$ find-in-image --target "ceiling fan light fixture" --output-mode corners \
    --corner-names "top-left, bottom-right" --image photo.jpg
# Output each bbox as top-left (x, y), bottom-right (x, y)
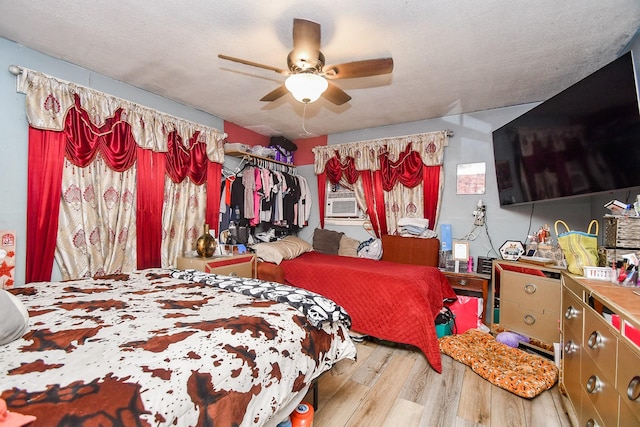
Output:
top-left (285, 73), bottom-right (328, 103)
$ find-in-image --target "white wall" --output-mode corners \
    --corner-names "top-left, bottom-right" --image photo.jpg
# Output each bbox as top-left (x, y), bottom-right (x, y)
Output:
top-left (2, 35), bottom-right (639, 283)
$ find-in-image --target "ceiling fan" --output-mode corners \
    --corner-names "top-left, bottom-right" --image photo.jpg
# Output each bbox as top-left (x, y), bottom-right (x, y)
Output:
top-left (218, 18), bottom-right (393, 105)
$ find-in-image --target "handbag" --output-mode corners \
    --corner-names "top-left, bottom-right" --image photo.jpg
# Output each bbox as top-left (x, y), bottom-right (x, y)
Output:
top-left (554, 219), bottom-right (599, 275)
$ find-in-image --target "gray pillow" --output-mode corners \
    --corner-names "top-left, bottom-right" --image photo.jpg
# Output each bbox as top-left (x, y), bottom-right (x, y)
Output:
top-left (0, 289), bottom-right (29, 345)
top-left (312, 228), bottom-right (344, 255)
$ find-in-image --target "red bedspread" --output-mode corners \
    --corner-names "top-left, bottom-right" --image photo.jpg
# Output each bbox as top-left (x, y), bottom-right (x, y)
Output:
top-left (279, 252), bottom-right (457, 372)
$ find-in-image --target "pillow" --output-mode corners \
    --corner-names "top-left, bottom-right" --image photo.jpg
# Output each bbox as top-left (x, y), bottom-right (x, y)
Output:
top-left (0, 289), bottom-right (29, 346)
top-left (312, 228), bottom-right (344, 255)
top-left (252, 242), bottom-right (284, 264)
top-left (358, 238), bottom-right (383, 260)
top-left (252, 236), bottom-right (312, 265)
top-left (338, 236), bottom-right (360, 257)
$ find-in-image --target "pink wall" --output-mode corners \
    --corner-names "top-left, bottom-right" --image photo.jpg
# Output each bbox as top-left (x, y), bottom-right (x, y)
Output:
top-left (293, 135), bottom-right (326, 166)
top-left (223, 121), bottom-right (270, 147)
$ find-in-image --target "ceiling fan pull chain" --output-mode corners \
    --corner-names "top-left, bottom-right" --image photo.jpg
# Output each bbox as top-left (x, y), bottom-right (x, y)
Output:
top-left (302, 103), bottom-right (313, 135)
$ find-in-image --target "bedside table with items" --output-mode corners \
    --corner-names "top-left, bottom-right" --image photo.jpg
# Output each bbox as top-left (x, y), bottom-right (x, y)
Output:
top-left (441, 270), bottom-right (490, 323)
top-left (176, 253), bottom-right (257, 279)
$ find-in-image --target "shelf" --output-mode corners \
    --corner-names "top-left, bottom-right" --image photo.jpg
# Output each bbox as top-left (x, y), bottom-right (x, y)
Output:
top-left (224, 149), bottom-right (295, 168)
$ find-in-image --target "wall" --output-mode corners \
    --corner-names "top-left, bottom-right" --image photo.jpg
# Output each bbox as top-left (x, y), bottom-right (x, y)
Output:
top-left (318, 108), bottom-right (638, 262)
top-left (2, 35), bottom-right (639, 284)
top-left (315, 35), bottom-right (640, 262)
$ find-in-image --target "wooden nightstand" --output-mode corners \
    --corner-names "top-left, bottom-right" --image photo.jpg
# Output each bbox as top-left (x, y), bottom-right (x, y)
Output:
top-left (176, 254), bottom-right (256, 279)
top-left (441, 270), bottom-right (490, 323)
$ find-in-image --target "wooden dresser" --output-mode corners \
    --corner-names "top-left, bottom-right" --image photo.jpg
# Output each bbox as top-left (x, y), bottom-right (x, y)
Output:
top-left (561, 274), bottom-right (640, 426)
top-left (492, 260), bottom-right (563, 352)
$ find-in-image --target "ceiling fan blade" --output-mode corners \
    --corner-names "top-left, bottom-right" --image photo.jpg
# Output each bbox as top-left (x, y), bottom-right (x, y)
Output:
top-left (218, 54), bottom-right (289, 75)
top-left (293, 18), bottom-right (321, 54)
top-left (322, 82), bottom-right (352, 105)
top-left (260, 85), bottom-right (289, 102)
top-left (323, 58), bottom-right (394, 79)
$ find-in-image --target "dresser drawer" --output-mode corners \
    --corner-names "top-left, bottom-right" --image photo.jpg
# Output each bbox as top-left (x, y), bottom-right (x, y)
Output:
top-left (562, 324), bottom-right (582, 403)
top-left (444, 273), bottom-right (484, 293)
top-left (620, 394), bottom-right (640, 427)
top-left (580, 350), bottom-right (619, 426)
top-left (583, 308), bottom-right (617, 382)
top-left (500, 270), bottom-right (560, 313)
top-left (617, 339), bottom-right (640, 421)
top-left (562, 286), bottom-right (584, 338)
top-left (579, 387), bottom-right (605, 427)
top-left (500, 299), bottom-right (560, 344)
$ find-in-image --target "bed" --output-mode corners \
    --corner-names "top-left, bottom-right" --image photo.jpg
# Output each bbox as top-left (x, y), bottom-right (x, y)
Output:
top-left (0, 268), bottom-right (356, 427)
top-left (252, 234), bottom-right (457, 373)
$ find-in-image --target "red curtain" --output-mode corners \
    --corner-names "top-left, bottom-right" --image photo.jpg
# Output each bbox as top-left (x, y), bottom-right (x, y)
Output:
top-left (26, 127), bottom-right (66, 283)
top-left (26, 98), bottom-right (223, 281)
top-left (317, 173), bottom-right (326, 229)
top-left (423, 165), bottom-right (441, 229)
top-left (206, 161), bottom-right (222, 235)
top-left (64, 97), bottom-right (137, 171)
top-left (165, 131), bottom-right (210, 185)
top-left (379, 144), bottom-right (423, 191)
top-left (325, 154), bottom-right (360, 185)
top-left (136, 148), bottom-right (166, 269)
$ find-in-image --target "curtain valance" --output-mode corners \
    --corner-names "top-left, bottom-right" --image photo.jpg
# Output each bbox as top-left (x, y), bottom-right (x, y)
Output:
top-left (312, 130), bottom-right (449, 174)
top-left (16, 68), bottom-right (226, 163)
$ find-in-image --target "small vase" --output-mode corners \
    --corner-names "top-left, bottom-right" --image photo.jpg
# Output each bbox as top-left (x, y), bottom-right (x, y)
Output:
top-left (196, 223), bottom-right (217, 258)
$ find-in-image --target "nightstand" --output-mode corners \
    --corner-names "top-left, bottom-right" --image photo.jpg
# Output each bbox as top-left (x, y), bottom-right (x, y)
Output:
top-left (441, 270), bottom-right (490, 323)
top-left (176, 254), bottom-right (256, 279)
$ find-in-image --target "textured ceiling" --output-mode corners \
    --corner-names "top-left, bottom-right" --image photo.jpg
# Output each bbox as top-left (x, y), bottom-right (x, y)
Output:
top-left (1, 1), bottom-right (639, 140)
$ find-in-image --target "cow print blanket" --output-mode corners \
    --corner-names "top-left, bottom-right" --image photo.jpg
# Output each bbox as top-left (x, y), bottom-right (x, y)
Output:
top-left (170, 269), bottom-right (352, 329)
top-left (0, 269), bottom-right (356, 427)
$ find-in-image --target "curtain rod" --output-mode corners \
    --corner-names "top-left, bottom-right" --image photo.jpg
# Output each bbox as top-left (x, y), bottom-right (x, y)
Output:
top-left (8, 64), bottom-right (455, 140)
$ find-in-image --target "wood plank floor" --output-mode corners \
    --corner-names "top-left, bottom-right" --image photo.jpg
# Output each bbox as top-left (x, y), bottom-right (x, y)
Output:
top-left (304, 339), bottom-right (572, 427)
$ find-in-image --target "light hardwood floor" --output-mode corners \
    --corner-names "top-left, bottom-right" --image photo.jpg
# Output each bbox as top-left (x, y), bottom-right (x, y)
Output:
top-left (305, 339), bottom-right (572, 427)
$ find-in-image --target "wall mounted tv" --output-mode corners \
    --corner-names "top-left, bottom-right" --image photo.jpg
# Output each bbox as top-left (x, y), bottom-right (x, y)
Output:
top-left (492, 51), bottom-right (640, 206)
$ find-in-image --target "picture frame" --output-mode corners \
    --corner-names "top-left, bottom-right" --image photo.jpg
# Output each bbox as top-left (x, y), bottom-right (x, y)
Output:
top-left (452, 241), bottom-right (470, 261)
top-left (456, 162), bottom-right (486, 195)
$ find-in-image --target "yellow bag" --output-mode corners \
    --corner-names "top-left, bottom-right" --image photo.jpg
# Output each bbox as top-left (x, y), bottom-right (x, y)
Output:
top-left (555, 220), bottom-right (599, 275)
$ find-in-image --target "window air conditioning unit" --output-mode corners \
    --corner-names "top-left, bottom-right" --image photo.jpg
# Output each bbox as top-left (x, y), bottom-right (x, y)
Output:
top-left (326, 191), bottom-right (359, 217)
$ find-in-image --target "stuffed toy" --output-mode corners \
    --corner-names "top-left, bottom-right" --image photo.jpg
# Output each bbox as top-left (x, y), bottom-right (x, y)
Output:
top-left (496, 331), bottom-right (529, 348)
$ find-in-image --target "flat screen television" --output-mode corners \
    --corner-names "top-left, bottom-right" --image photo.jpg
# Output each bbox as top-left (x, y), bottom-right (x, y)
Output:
top-left (492, 51), bottom-right (640, 206)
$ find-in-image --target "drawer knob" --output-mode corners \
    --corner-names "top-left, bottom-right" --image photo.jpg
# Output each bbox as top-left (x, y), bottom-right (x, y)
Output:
top-left (628, 376), bottom-right (640, 401)
top-left (459, 279), bottom-right (468, 286)
top-left (564, 306), bottom-right (578, 320)
top-left (586, 375), bottom-right (601, 394)
top-left (524, 283), bottom-right (537, 294)
top-left (585, 419), bottom-right (599, 427)
top-left (564, 340), bottom-right (577, 354)
top-left (523, 314), bottom-right (536, 325)
top-left (587, 331), bottom-right (602, 349)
